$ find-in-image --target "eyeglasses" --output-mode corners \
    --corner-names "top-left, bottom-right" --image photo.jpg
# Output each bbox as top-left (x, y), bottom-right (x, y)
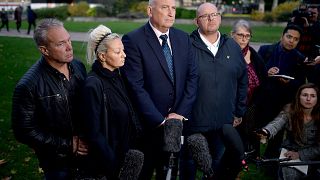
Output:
top-left (198, 12), bottom-right (221, 20)
top-left (235, 33), bottom-right (252, 40)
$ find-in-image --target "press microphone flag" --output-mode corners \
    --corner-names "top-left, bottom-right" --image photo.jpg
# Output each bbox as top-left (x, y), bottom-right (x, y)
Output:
top-left (163, 118), bottom-right (183, 153)
top-left (187, 133), bottom-right (214, 176)
top-left (118, 149), bottom-right (144, 180)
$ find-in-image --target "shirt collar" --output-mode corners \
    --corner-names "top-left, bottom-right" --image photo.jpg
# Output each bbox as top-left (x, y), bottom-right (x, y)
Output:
top-left (149, 21), bottom-right (170, 40)
top-left (198, 29), bottom-right (220, 48)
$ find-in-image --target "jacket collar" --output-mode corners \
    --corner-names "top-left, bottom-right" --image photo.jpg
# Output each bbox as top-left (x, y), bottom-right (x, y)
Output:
top-left (92, 60), bottom-right (120, 79)
top-left (39, 56), bottom-right (73, 79)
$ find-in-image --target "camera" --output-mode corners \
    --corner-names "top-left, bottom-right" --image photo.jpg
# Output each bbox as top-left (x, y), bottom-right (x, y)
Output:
top-left (292, 8), bottom-right (313, 19)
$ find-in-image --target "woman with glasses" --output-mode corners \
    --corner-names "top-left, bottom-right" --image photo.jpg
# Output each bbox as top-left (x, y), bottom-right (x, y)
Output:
top-left (231, 19), bottom-right (267, 158)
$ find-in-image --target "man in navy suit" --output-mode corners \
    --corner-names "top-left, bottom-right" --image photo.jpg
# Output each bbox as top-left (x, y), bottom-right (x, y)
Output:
top-left (121, 0), bottom-right (198, 179)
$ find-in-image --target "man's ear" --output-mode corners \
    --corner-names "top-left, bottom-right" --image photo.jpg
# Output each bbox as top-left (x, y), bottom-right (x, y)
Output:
top-left (147, 5), bottom-right (152, 17)
top-left (194, 18), bottom-right (199, 27)
top-left (39, 46), bottom-right (49, 56)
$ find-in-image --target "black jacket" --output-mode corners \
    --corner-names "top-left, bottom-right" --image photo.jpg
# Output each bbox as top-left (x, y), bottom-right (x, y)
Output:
top-left (11, 57), bottom-right (86, 170)
top-left (186, 30), bottom-right (248, 133)
top-left (80, 61), bottom-right (141, 178)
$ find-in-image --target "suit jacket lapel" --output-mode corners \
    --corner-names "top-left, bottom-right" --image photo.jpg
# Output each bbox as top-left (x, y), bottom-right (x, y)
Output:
top-left (144, 23), bottom-right (173, 82)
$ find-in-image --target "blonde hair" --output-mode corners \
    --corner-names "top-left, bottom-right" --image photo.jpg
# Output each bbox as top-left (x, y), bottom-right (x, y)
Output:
top-left (86, 24), bottom-right (120, 65)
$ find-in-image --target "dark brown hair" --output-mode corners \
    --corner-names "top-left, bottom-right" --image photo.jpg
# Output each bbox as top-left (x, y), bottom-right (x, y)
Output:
top-left (290, 83), bottom-right (320, 144)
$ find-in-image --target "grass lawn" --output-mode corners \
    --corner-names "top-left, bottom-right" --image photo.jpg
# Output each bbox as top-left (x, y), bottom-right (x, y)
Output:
top-left (0, 34), bottom-right (276, 179)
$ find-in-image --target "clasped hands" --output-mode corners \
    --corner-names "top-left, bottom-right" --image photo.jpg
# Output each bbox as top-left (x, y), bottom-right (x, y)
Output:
top-left (73, 136), bottom-right (88, 156)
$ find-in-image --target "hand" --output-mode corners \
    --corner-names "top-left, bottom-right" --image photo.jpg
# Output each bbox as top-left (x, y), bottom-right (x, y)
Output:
top-left (73, 136), bottom-right (88, 155)
top-left (166, 113), bottom-right (186, 121)
top-left (268, 67), bottom-right (279, 76)
top-left (278, 77), bottom-right (290, 84)
top-left (254, 129), bottom-right (269, 144)
top-left (73, 136), bottom-right (79, 153)
top-left (77, 138), bottom-right (88, 155)
top-left (284, 151), bottom-right (300, 160)
top-left (233, 117), bottom-right (242, 127)
top-left (306, 56), bottom-right (320, 66)
top-left (254, 128), bottom-right (269, 137)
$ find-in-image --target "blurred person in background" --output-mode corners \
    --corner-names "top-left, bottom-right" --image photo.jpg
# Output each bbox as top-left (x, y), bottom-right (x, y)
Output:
top-left (14, 5), bottom-right (22, 33)
top-left (27, 5), bottom-right (37, 35)
top-left (289, 5), bottom-right (320, 87)
top-left (0, 8), bottom-right (9, 32)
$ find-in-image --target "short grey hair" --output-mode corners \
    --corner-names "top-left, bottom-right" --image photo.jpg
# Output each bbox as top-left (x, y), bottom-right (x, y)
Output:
top-left (149, 0), bottom-right (155, 6)
top-left (232, 19), bottom-right (252, 35)
top-left (86, 24), bottom-right (120, 65)
top-left (33, 18), bottom-right (64, 47)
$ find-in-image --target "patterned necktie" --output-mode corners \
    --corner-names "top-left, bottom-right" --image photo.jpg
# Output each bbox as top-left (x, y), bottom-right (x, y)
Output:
top-left (160, 34), bottom-right (174, 82)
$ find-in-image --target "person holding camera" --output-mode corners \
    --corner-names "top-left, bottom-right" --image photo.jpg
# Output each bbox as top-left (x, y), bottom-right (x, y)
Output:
top-left (290, 5), bottom-right (320, 86)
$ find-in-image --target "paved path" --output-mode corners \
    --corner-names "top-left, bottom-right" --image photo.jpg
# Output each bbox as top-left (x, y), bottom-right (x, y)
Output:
top-left (0, 29), bottom-right (266, 51)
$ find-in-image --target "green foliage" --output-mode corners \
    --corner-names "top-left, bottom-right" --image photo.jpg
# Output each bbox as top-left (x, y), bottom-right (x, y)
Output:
top-left (263, 12), bottom-right (274, 23)
top-left (271, 1), bottom-right (299, 22)
top-left (176, 7), bottom-right (196, 19)
top-left (68, 1), bottom-right (90, 17)
top-left (86, 8), bottom-right (96, 17)
top-left (130, 1), bottom-right (148, 15)
top-left (34, 6), bottom-right (69, 20)
top-left (250, 10), bottom-right (265, 21)
top-left (113, 0), bottom-right (131, 14)
top-left (94, 6), bottom-right (111, 17)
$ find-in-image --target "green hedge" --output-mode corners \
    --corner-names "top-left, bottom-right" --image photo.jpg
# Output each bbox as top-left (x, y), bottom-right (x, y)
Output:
top-left (34, 6), bottom-right (69, 20)
top-left (176, 8), bottom-right (196, 19)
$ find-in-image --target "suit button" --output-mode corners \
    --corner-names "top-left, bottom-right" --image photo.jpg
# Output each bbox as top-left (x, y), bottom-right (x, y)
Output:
top-left (169, 92), bottom-right (173, 96)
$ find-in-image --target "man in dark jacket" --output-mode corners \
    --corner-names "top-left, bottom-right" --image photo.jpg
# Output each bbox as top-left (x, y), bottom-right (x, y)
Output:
top-left (180, 2), bottom-right (248, 180)
top-left (27, 5), bottom-right (37, 35)
top-left (0, 8), bottom-right (9, 32)
top-left (11, 18), bottom-right (87, 180)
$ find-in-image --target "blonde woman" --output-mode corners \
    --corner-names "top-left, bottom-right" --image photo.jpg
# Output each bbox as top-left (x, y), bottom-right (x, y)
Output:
top-left (79, 25), bottom-right (141, 179)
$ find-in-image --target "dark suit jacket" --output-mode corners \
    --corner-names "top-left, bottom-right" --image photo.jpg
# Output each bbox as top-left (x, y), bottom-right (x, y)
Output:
top-left (121, 22), bottom-right (198, 129)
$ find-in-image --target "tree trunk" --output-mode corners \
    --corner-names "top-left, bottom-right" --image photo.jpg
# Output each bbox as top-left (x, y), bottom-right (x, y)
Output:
top-left (272, 0), bottom-right (278, 10)
top-left (258, 0), bottom-right (265, 13)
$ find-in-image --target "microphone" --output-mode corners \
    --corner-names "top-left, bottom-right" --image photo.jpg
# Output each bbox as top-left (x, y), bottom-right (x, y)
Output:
top-left (187, 133), bottom-right (214, 179)
top-left (163, 118), bottom-right (183, 153)
top-left (118, 149), bottom-right (144, 180)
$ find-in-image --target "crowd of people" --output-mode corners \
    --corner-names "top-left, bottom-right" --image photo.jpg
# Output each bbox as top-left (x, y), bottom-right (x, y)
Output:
top-left (10, 0), bottom-right (320, 180)
top-left (0, 5), bottom-right (36, 34)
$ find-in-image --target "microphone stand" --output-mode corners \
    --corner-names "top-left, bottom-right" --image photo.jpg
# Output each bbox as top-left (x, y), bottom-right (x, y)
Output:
top-left (166, 153), bottom-right (175, 180)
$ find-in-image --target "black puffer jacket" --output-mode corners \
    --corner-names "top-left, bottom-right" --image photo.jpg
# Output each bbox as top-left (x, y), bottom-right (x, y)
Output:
top-left (11, 57), bottom-right (86, 170)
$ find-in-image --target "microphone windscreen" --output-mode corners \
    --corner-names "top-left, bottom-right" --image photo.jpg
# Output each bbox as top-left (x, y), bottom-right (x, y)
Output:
top-left (163, 119), bottom-right (183, 152)
top-left (187, 133), bottom-right (212, 174)
top-left (119, 149), bottom-right (144, 180)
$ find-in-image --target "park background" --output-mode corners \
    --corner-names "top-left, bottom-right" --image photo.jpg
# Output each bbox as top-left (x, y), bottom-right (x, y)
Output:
top-left (0, 0), bottom-right (317, 179)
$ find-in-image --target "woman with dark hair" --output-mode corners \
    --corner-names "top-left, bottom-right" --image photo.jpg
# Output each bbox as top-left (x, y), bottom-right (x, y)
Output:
top-left (258, 83), bottom-right (320, 180)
